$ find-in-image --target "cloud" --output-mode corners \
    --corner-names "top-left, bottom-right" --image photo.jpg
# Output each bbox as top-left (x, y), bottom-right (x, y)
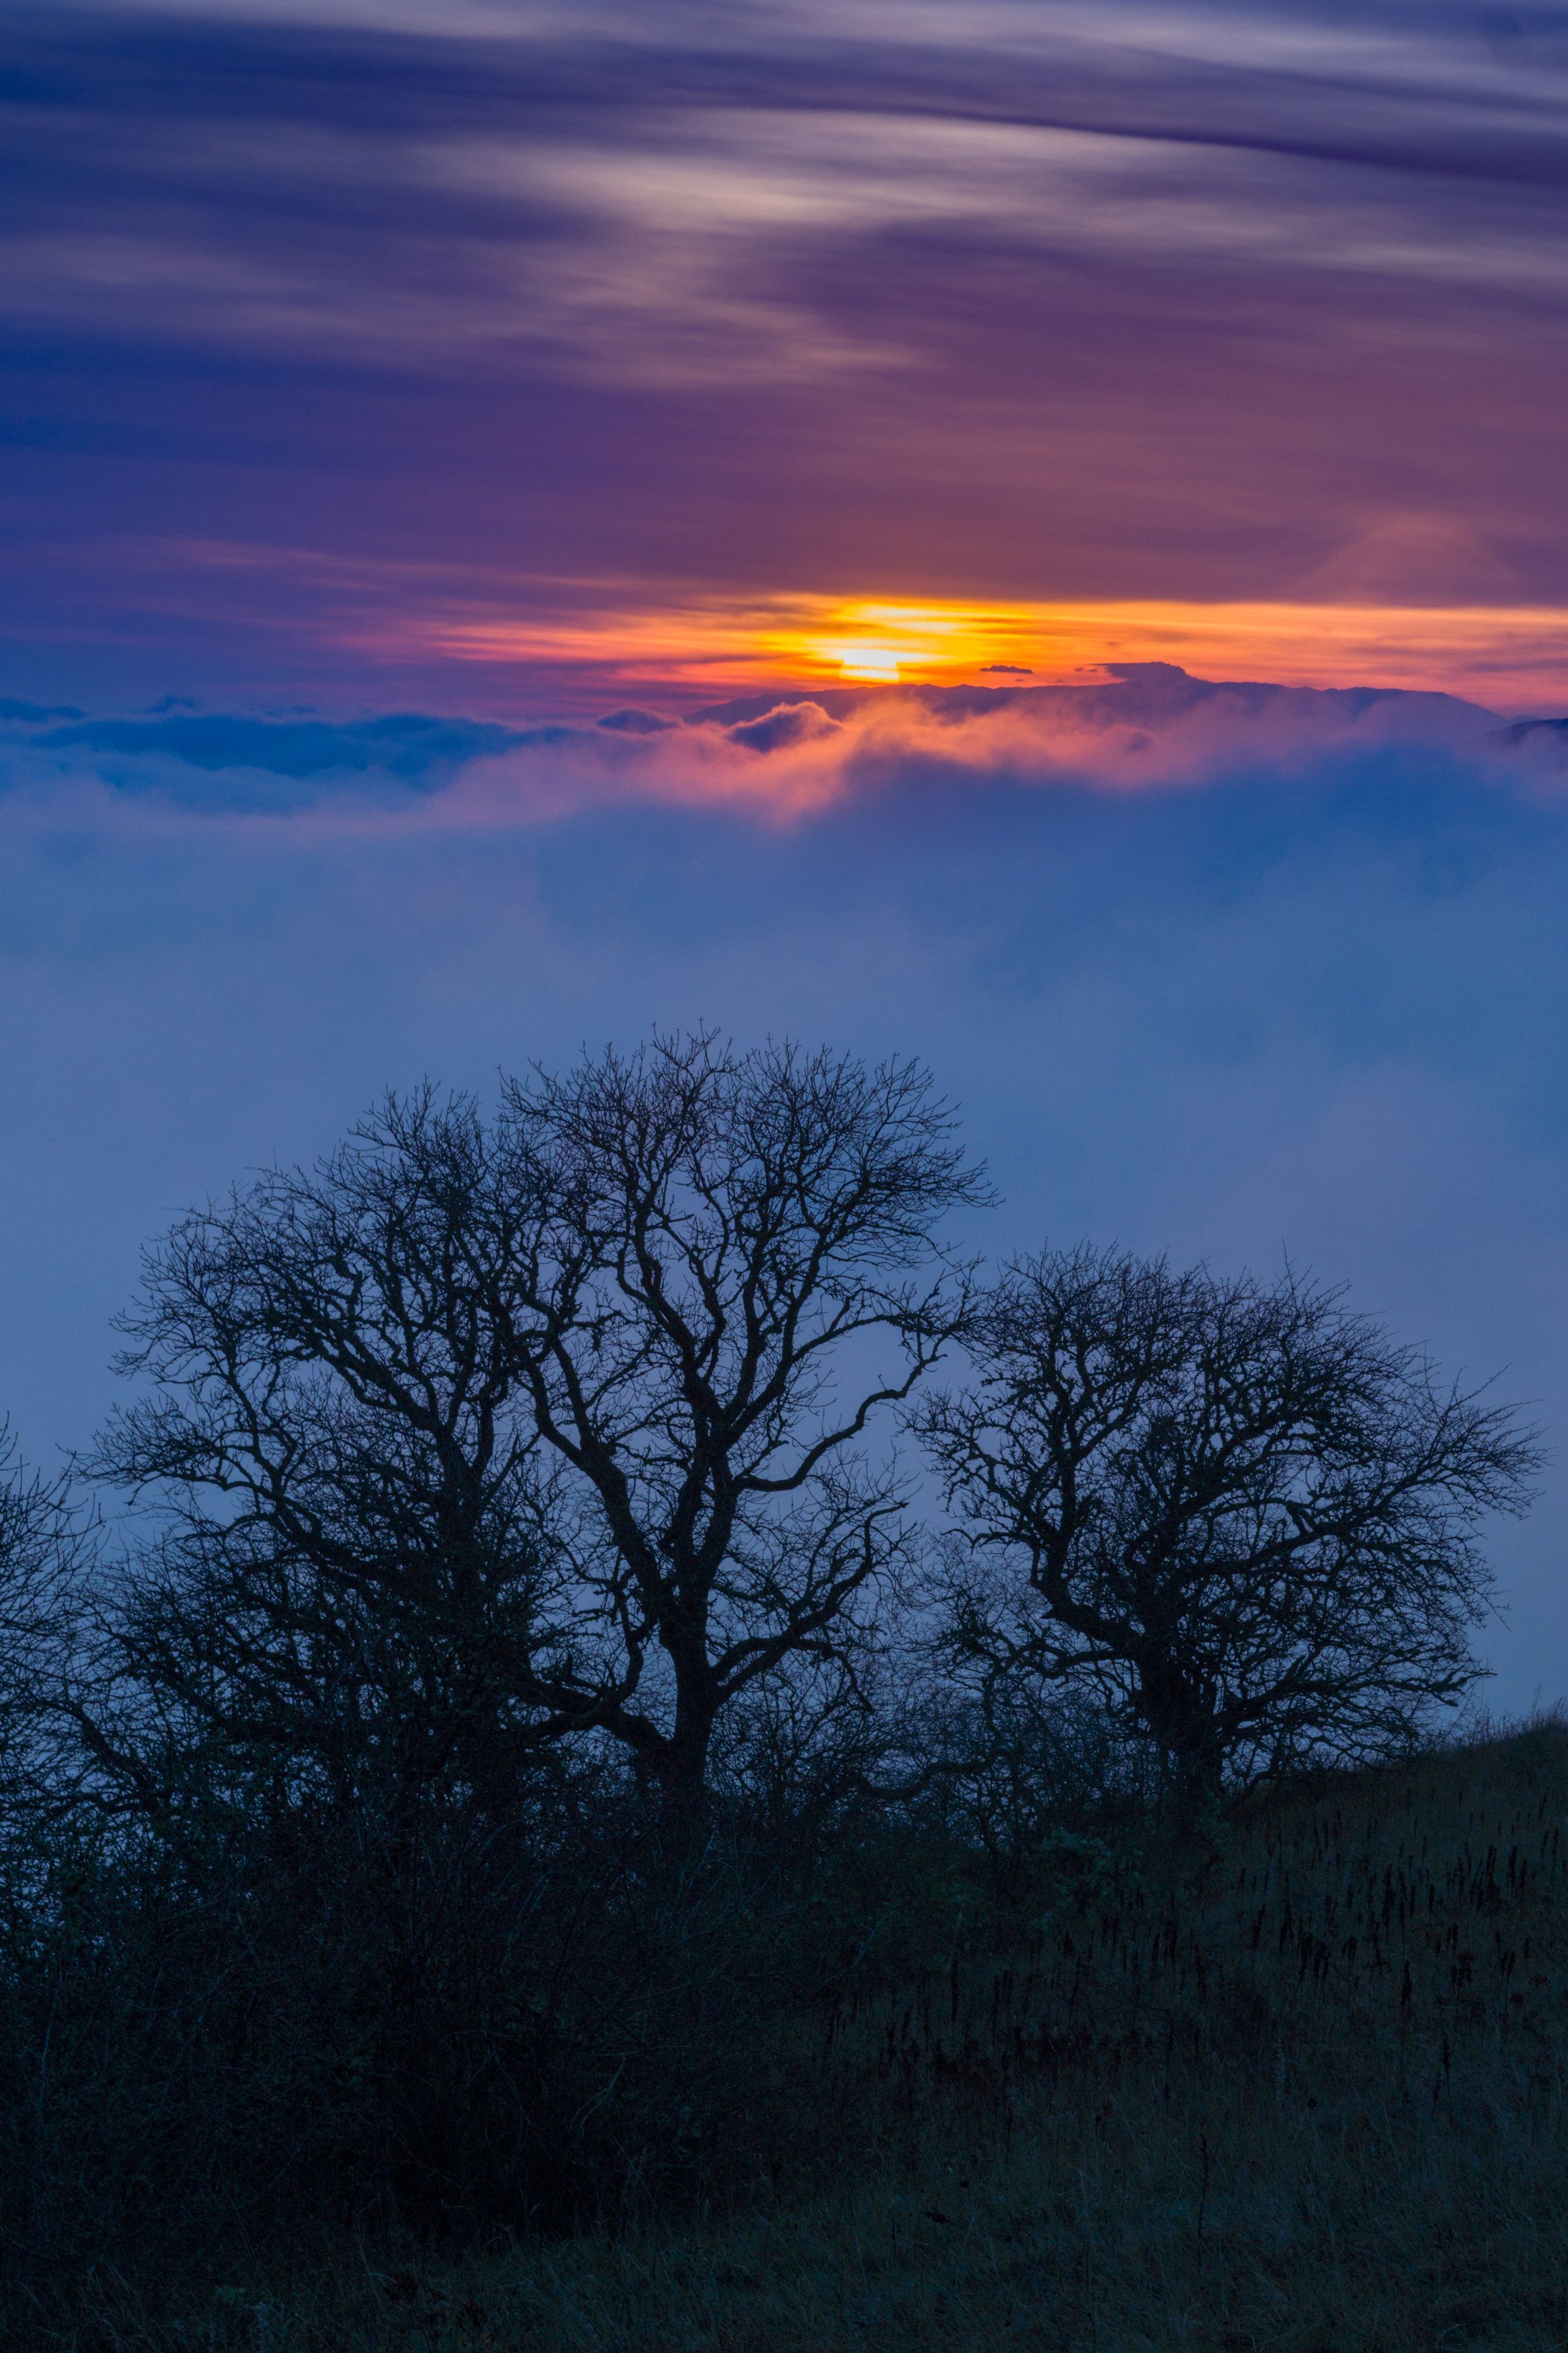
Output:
top-left (0, 697), bottom-right (84, 723)
top-left (447, 666), bottom-right (1560, 824)
top-left (724, 701), bottom-right (842, 754)
top-left (2, 705), bottom-right (574, 806)
top-left (7, 668), bottom-right (1560, 834)
top-left (6, 0), bottom-right (1568, 715)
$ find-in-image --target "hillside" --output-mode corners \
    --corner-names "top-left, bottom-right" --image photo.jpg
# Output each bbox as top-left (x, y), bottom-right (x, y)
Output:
top-left (180, 1722), bottom-right (1568, 2353)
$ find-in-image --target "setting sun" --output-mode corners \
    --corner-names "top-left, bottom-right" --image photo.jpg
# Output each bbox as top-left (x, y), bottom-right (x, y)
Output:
top-left (831, 645), bottom-right (905, 682)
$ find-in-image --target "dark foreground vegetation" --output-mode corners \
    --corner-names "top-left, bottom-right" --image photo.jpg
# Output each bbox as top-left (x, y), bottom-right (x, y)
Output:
top-left (14, 1722), bottom-right (1568, 2350)
top-left (0, 1035), bottom-right (1551, 2347)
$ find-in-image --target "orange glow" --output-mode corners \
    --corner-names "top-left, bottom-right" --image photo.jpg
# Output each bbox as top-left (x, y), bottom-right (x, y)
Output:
top-left (365, 591), bottom-right (1568, 709)
top-left (835, 647), bottom-right (905, 682)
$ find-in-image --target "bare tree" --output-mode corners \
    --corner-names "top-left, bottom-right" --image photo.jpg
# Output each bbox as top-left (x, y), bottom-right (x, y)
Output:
top-left (92, 1037), bottom-right (987, 1841)
top-left (494, 1031), bottom-right (990, 1833)
top-left (916, 1246), bottom-right (1540, 1812)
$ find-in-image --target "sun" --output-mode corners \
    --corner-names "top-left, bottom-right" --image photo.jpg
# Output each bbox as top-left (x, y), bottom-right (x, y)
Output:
top-left (806, 602), bottom-right (1042, 686)
top-left (834, 645), bottom-right (906, 682)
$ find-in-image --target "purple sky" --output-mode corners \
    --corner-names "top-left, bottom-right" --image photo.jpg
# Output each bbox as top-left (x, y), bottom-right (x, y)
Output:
top-left (5, 1), bottom-right (1568, 707)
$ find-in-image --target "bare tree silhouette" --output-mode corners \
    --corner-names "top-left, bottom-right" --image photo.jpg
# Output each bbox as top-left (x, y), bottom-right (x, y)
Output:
top-left (917, 1246), bottom-right (1540, 1812)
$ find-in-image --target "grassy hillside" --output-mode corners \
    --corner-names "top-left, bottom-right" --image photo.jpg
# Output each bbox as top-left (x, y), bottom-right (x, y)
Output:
top-left (87, 1722), bottom-right (1568, 2352)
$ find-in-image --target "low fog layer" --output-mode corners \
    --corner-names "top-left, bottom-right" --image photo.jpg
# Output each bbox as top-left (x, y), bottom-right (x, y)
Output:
top-left (3, 664), bottom-right (1567, 1708)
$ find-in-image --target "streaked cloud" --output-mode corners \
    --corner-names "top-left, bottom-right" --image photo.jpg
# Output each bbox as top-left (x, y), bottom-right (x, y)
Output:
top-left (4, 0), bottom-right (1568, 712)
top-left (380, 589), bottom-right (1568, 709)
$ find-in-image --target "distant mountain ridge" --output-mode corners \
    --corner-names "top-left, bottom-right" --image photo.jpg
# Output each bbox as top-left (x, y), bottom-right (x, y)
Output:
top-left (1500, 715), bottom-right (1568, 757)
top-left (688, 661), bottom-right (1513, 736)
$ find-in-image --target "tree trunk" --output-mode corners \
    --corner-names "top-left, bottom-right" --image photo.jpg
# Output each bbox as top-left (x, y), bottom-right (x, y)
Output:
top-left (1137, 1660), bottom-right (1226, 1827)
top-left (649, 1681), bottom-right (718, 1872)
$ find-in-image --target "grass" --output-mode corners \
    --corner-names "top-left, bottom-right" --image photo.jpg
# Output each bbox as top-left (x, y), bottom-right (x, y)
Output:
top-left (73, 1720), bottom-right (1568, 2351)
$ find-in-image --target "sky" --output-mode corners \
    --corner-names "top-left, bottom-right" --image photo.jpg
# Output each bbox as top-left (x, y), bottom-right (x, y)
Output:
top-left (4, 0), bottom-right (1568, 1708)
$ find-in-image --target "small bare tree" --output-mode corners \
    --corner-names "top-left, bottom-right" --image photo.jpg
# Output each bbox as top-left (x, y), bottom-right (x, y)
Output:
top-left (0, 1426), bottom-right (82, 1831)
top-left (917, 1247), bottom-right (1540, 1812)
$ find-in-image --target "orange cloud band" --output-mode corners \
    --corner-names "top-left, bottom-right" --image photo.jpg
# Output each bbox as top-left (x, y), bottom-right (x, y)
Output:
top-left (366, 593), bottom-right (1568, 712)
